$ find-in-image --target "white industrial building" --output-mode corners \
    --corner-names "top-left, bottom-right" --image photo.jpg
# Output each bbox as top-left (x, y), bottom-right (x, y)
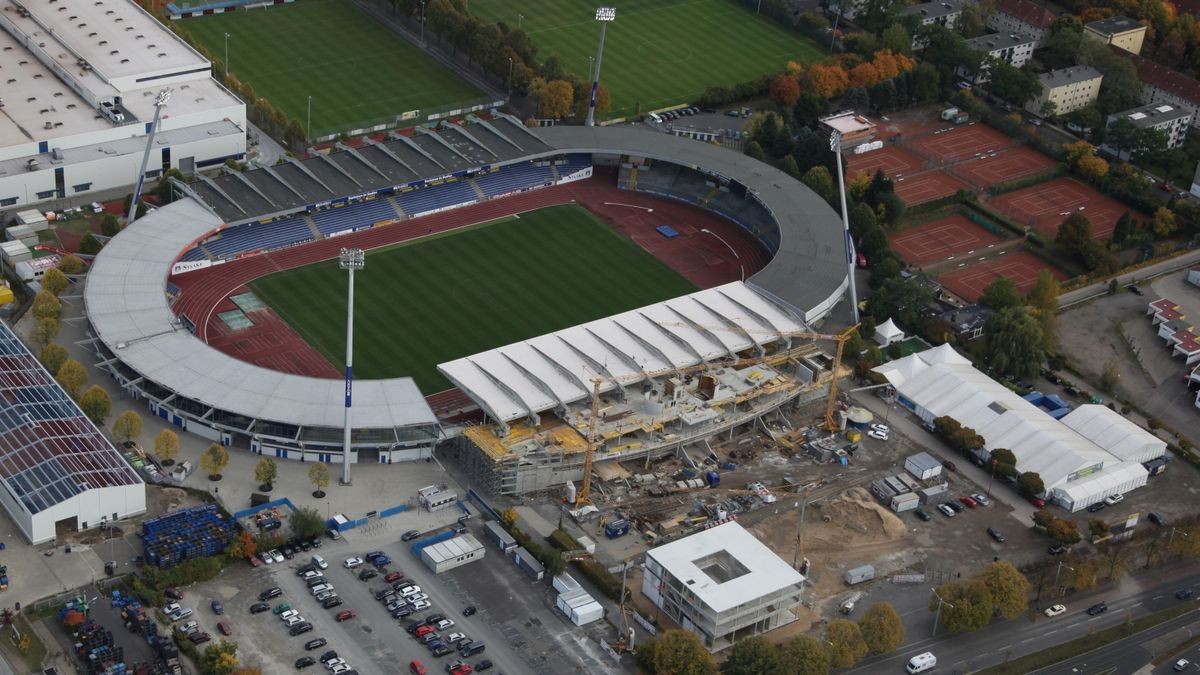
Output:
top-left (0, 320), bottom-right (145, 544)
top-left (641, 521), bottom-right (805, 652)
top-left (874, 345), bottom-right (1165, 511)
top-left (420, 534), bottom-right (485, 574)
top-left (0, 0), bottom-right (246, 213)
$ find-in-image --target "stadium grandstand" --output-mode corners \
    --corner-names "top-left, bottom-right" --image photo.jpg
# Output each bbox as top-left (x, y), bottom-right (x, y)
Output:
top-left (83, 114), bottom-right (849, 470)
top-left (0, 321), bottom-right (144, 544)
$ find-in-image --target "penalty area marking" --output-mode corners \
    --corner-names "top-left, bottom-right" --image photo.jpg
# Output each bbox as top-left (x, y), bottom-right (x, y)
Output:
top-left (604, 202), bottom-right (654, 212)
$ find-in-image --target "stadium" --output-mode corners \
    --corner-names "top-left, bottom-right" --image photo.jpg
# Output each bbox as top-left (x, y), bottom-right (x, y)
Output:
top-left (82, 114), bottom-right (850, 490)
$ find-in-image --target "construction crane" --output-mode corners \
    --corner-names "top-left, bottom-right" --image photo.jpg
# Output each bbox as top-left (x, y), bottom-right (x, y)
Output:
top-left (127, 88), bottom-right (172, 227)
top-left (575, 378), bottom-right (603, 508)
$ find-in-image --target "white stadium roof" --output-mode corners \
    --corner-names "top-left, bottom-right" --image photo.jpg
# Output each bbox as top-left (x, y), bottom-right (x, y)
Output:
top-left (875, 345), bottom-right (1155, 505)
top-left (437, 282), bottom-right (805, 423)
top-left (84, 198), bottom-right (435, 430)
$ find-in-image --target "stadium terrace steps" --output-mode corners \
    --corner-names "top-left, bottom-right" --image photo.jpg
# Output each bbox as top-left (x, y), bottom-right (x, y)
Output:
top-left (304, 216), bottom-right (322, 240)
top-left (469, 180), bottom-right (487, 200)
top-left (388, 196), bottom-right (406, 218)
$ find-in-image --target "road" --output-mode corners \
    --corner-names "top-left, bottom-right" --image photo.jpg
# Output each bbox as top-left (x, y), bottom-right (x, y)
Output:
top-left (1034, 610), bottom-right (1200, 675)
top-left (1058, 247), bottom-right (1200, 309)
top-left (843, 565), bottom-right (1200, 674)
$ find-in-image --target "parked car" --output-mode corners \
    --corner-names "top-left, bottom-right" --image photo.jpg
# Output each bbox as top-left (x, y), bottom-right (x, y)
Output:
top-left (258, 587), bottom-right (282, 602)
top-left (1029, 497), bottom-right (1047, 508)
top-left (1148, 512), bottom-right (1166, 526)
top-left (960, 495), bottom-right (978, 509)
top-left (945, 501), bottom-right (964, 513)
top-left (1048, 544), bottom-right (1068, 556)
top-left (217, 620), bottom-right (233, 636)
top-left (304, 638), bottom-right (327, 651)
top-left (210, 599), bottom-right (224, 615)
top-left (415, 624), bottom-right (436, 637)
top-left (306, 577), bottom-right (328, 589)
top-left (322, 597), bottom-right (344, 610)
top-left (303, 570), bottom-right (324, 580)
top-left (986, 527), bottom-right (1005, 543)
top-left (289, 622), bottom-right (314, 636)
top-left (296, 656), bottom-right (316, 669)
top-left (474, 660), bottom-right (492, 672)
top-left (970, 494), bottom-right (991, 507)
top-left (462, 606), bottom-right (477, 617)
top-left (319, 650), bottom-right (339, 664)
top-left (316, 591), bottom-right (337, 602)
top-left (867, 429), bottom-right (889, 441)
top-left (336, 609), bottom-right (357, 622)
top-left (270, 550), bottom-right (284, 563)
top-left (436, 619), bottom-right (456, 631)
top-left (1087, 502), bottom-right (1106, 513)
top-left (385, 571), bottom-right (405, 583)
top-left (1044, 604), bottom-right (1066, 617)
top-left (1104, 493), bottom-right (1124, 506)
top-left (313, 555), bottom-right (327, 569)
top-left (358, 569), bottom-right (378, 581)
top-left (411, 600), bottom-right (432, 611)
top-left (297, 564), bottom-right (317, 577)
top-left (1128, 284), bottom-right (1144, 296)
top-left (372, 555), bottom-right (392, 568)
top-left (1176, 589), bottom-right (1194, 600)
top-left (869, 423), bottom-right (889, 434)
top-left (1175, 659), bottom-right (1190, 672)
top-left (280, 609), bottom-right (299, 621)
top-left (285, 614), bottom-right (306, 627)
top-left (913, 508), bottom-right (931, 522)
top-left (274, 603), bottom-right (292, 615)
top-left (1086, 602), bottom-right (1108, 616)
top-left (431, 645), bottom-right (453, 657)
top-left (402, 530), bottom-right (422, 542)
top-left (343, 557), bottom-right (364, 569)
top-left (188, 631), bottom-right (211, 644)
top-left (393, 606), bottom-right (415, 619)
top-left (375, 589), bottom-right (397, 601)
top-left (249, 603), bottom-right (270, 614)
top-left (937, 504), bottom-right (956, 518)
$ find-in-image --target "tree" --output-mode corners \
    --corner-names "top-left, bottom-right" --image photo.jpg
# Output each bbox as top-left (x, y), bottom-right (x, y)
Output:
top-left (779, 634), bottom-right (830, 674)
top-left (982, 277), bottom-right (1022, 310)
top-left (869, 258), bottom-right (903, 289)
top-left (981, 560), bottom-right (1030, 619)
top-left (779, 155), bottom-right (801, 179)
top-left (989, 448), bottom-right (1017, 469)
top-left (79, 232), bottom-right (103, 256)
top-left (201, 443), bottom-right (230, 479)
top-left (58, 255), bottom-right (85, 275)
top-left (79, 385), bottom-right (112, 425)
top-left (744, 140), bottom-right (766, 161)
top-left (111, 411), bottom-right (143, 443)
top-left (1088, 518), bottom-right (1111, 539)
top-left (1076, 154), bottom-right (1109, 180)
top-left (722, 635), bottom-right (783, 675)
top-left (56, 359), bottom-right (88, 399)
top-left (155, 429), bottom-right (180, 466)
top-left (650, 629), bottom-right (716, 675)
top-left (254, 458), bottom-right (277, 488)
top-left (1152, 207), bottom-right (1178, 238)
top-left (1111, 210), bottom-right (1135, 246)
top-left (987, 59), bottom-right (1041, 105)
top-left (984, 308), bottom-right (1044, 379)
top-left (802, 166), bottom-right (835, 204)
top-left (880, 24), bottom-right (912, 56)
top-left (227, 530), bottom-right (257, 561)
top-left (769, 74), bottom-right (801, 108)
top-left (30, 317), bottom-right (60, 347)
top-left (41, 268), bottom-right (69, 296)
top-left (1032, 509), bottom-right (1055, 530)
top-left (308, 462), bottom-right (330, 497)
top-left (31, 290), bottom-right (61, 321)
top-left (1099, 358), bottom-right (1121, 394)
top-left (858, 602), bottom-right (904, 654)
top-left (849, 202), bottom-right (878, 239)
top-left (290, 506), bottom-right (325, 540)
top-left (1056, 213), bottom-right (1094, 256)
top-left (807, 63), bottom-right (850, 99)
top-left (825, 618), bottom-right (867, 668)
top-left (39, 343), bottom-right (68, 374)
top-left (931, 579), bottom-right (993, 634)
top-left (1027, 270), bottom-right (1060, 352)
top-left (1046, 518), bottom-right (1082, 546)
top-left (200, 639), bottom-right (239, 675)
top-left (1100, 544), bottom-right (1132, 581)
top-left (534, 79), bottom-right (573, 119)
top-left (100, 213), bottom-right (121, 237)
top-left (1017, 471), bottom-right (1045, 498)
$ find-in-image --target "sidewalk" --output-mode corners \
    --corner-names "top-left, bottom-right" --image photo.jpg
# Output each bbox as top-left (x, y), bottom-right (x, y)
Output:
top-left (1059, 247), bottom-right (1200, 308)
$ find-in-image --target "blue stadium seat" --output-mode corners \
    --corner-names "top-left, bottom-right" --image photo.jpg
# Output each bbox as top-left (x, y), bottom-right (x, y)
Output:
top-left (178, 247), bottom-right (209, 262)
top-left (202, 217), bottom-right (314, 259)
top-left (396, 180), bottom-right (479, 217)
top-left (473, 163), bottom-right (556, 198)
top-left (312, 199), bottom-right (397, 236)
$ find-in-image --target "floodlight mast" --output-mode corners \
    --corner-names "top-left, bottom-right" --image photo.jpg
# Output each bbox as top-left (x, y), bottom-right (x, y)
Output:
top-left (126, 89), bottom-right (172, 227)
top-left (830, 131), bottom-right (860, 323)
top-left (585, 7), bottom-right (616, 127)
top-left (339, 248), bottom-right (365, 486)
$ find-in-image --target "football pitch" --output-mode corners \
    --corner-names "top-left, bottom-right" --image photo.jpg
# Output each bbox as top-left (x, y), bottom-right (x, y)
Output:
top-left (182, 0), bottom-right (485, 136)
top-left (248, 205), bottom-right (698, 392)
top-left (469, 0), bottom-right (825, 117)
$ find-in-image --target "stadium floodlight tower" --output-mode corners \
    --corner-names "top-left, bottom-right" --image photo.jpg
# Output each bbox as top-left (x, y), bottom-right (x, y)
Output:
top-left (585, 7), bottom-right (616, 127)
top-left (126, 89), bottom-right (171, 228)
top-left (830, 131), bottom-right (860, 323)
top-left (339, 247), bottom-right (365, 486)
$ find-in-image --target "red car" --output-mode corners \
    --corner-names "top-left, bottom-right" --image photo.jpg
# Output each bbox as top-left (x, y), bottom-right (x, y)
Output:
top-left (385, 571), bottom-right (404, 583)
top-left (1030, 497), bottom-right (1047, 508)
top-left (335, 609), bottom-right (357, 623)
top-left (409, 660), bottom-right (426, 675)
top-left (217, 620), bottom-right (233, 636)
top-left (414, 624), bottom-right (435, 637)
top-left (959, 495), bottom-right (977, 509)
top-left (450, 666), bottom-right (473, 675)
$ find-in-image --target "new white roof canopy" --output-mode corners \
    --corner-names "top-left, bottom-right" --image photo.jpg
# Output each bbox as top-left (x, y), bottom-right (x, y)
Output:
top-left (437, 282), bottom-right (805, 424)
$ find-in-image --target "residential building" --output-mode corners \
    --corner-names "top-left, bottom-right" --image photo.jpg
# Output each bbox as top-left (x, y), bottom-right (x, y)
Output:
top-left (1083, 16), bottom-right (1147, 55)
top-left (1025, 66), bottom-right (1104, 116)
top-left (934, 304), bottom-right (988, 341)
top-left (958, 33), bottom-right (1037, 84)
top-left (897, 0), bottom-right (965, 46)
top-left (0, 0), bottom-right (246, 213)
top-left (987, 0), bottom-right (1057, 46)
top-left (1101, 103), bottom-right (1192, 160)
top-left (1110, 47), bottom-right (1200, 129)
top-left (641, 521), bottom-right (805, 651)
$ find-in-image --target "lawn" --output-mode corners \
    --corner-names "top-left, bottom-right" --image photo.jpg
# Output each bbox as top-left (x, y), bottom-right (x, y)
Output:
top-left (468, 0), bottom-right (825, 117)
top-left (248, 205), bottom-right (697, 391)
top-left (181, 0), bottom-right (485, 136)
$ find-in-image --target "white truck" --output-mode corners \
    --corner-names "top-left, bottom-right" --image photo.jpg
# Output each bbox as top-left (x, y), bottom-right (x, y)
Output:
top-left (906, 652), bottom-right (936, 673)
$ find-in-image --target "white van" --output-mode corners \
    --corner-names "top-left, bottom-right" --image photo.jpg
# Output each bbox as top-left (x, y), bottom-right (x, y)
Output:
top-left (646, 113), bottom-right (662, 124)
top-left (906, 652), bottom-right (936, 673)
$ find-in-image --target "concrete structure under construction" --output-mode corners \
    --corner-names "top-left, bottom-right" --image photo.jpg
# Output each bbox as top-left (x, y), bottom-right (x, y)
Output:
top-left (439, 282), bottom-right (839, 496)
top-left (641, 521), bottom-right (805, 652)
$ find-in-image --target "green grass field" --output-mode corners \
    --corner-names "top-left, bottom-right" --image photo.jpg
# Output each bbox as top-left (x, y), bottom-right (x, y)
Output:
top-left (469, 0), bottom-right (825, 117)
top-left (182, 0), bottom-right (484, 136)
top-left (249, 205), bottom-right (697, 391)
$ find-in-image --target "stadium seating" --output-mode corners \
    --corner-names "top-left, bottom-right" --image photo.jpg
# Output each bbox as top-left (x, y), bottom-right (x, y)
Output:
top-left (202, 217), bottom-right (314, 259)
top-left (312, 199), bottom-right (397, 236)
top-left (178, 247), bottom-right (209, 262)
top-left (396, 180), bottom-right (479, 218)
top-left (555, 154), bottom-right (592, 178)
top-left (473, 162), bottom-right (555, 198)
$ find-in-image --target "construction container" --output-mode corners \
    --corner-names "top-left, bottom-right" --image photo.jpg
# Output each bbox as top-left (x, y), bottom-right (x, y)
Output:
top-left (553, 574), bottom-right (582, 595)
top-left (576, 535), bottom-right (596, 554)
top-left (884, 476), bottom-right (910, 495)
top-left (409, 529), bottom-right (455, 557)
top-left (896, 473), bottom-right (921, 493)
top-left (905, 452), bottom-right (943, 481)
top-left (556, 589), bottom-right (603, 625)
top-left (512, 546), bottom-right (544, 581)
top-left (918, 483), bottom-right (949, 503)
top-left (0, 241), bottom-right (30, 265)
top-left (420, 534), bottom-right (484, 574)
top-left (891, 493), bottom-right (920, 513)
top-left (845, 564), bottom-right (875, 585)
top-left (483, 520), bottom-right (517, 553)
top-left (604, 519), bottom-right (631, 539)
top-left (1144, 457), bottom-right (1168, 476)
top-left (420, 489), bottom-right (458, 512)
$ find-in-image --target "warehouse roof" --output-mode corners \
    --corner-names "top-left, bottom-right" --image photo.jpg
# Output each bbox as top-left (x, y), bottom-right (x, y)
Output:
top-left (646, 521), bottom-right (803, 614)
top-left (1061, 405), bottom-right (1166, 464)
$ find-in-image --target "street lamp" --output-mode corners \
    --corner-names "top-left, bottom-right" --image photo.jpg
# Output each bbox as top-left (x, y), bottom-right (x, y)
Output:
top-left (307, 95), bottom-right (312, 141)
top-left (585, 7), bottom-right (616, 127)
top-left (1052, 562), bottom-right (1074, 595)
top-left (506, 57), bottom-right (514, 97)
top-left (224, 33), bottom-right (231, 77)
top-left (420, 0), bottom-right (427, 47)
top-left (1168, 527), bottom-right (1189, 555)
top-left (830, 131), bottom-right (860, 322)
top-left (339, 248), bottom-right (365, 486)
top-left (518, 13), bottom-right (524, 29)
top-left (931, 587), bottom-right (955, 637)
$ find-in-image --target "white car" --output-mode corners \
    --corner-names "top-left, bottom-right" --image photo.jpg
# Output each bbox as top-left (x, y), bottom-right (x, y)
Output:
top-left (324, 658), bottom-right (346, 670)
top-left (971, 494), bottom-right (991, 507)
top-left (410, 600), bottom-right (432, 611)
top-left (937, 504), bottom-right (956, 518)
top-left (343, 557), bottom-right (364, 569)
top-left (1175, 659), bottom-right (1190, 672)
top-left (400, 585), bottom-right (422, 597)
top-left (309, 584), bottom-right (333, 596)
top-left (330, 666), bottom-right (351, 675)
top-left (436, 618), bottom-right (455, 631)
top-left (259, 552), bottom-right (273, 565)
top-left (867, 429), bottom-right (889, 441)
top-left (279, 609), bottom-right (299, 621)
top-left (1104, 493), bottom-right (1124, 506)
top-left (270, 550), bottom-right (285, 564)
top-left (1044, 604), bottom-right (1066, 617)
top-left (302, 570), bottom-right (323, 580)
top-left (313, 555), bottom-right (327, 570)
top-left (285, 615), bottom-right (305, 627)
top-left (869, 423), bottom-right (890, 434)
top-left (316, 591), bottom-right (337, 602)
top-left (446, 632), bottom-right (468, 644)
top-left (407, 593), bottom-right (428, 603)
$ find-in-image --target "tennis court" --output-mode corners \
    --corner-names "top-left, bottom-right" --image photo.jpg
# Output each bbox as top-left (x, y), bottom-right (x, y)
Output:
top-left (846, 145), bottom-right (926, 181)
top-left (894, 170), bottom-right (971, 206)
top-left (954, 146), bottom-right (1060, 188)
top-left (908, 124), bottom-right (1014, 163)
top-left (937, 251), bottom-right (1068, 303)
top-left (988, 177), bottom-right (1143, 240)
top-left (889, 214), bottom-right (1003, 266)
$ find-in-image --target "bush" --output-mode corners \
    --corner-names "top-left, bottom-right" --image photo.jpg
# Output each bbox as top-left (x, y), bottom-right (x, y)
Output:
top-left (906, 190), bottom-right (969, 216)
top-left (1148, 417), bottom-right (1162, 430)
top-left (574, 557), bottom-right (625, 601)
top-left (547, 528), bottom-right (580, 552)
top-left (987, 165), bottom-right (1067, 196)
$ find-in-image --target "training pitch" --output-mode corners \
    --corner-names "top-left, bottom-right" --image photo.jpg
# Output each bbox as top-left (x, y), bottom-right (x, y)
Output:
top-left (248, 204), bottom-right (698, 392)
top-left (469, 0), bottom-right (824, 116)
top-left (182, 0), bottom-right (484, 136)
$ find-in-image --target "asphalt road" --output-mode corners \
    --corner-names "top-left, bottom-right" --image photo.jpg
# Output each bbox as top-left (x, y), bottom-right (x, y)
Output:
top-left (1034, 610), bottom-right (1200, 675)
top-left (843, 564), bottom-right (1200, 674)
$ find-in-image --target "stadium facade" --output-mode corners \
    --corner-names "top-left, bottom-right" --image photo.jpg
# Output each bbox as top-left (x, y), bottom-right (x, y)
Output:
top-left (83, 115), bottom-right (849, 479)
top-left (0, 0), bottom-right (245, 212)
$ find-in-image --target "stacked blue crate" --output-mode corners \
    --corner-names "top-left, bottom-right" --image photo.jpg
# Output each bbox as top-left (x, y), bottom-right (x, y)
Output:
top-left (203, 217), bottom-right (314, 259)
top-left (142, 503), bottom-right (234, 569)
top-left (312, 199), bottom-right (397, 236)
top-left (396, 180), bottom-right (478, 218)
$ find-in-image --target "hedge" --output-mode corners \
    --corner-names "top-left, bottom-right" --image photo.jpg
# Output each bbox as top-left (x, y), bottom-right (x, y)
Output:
top-left (987, 165), bottom-right (1067, 196)
top-left (906, 190), bottom-right (969, 216)
top-left (573, 557), bottom-right (625, 601)
top-left (547, 528), bottom-right (580, 552)
top-left (963, 199), bottom-right (1027, 238)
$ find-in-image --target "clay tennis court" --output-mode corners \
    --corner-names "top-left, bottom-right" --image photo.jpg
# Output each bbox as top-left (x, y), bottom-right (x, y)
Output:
top-left (954, 146), bottom-right (1060, 188)
top-left (889, 214), bottom-right (1003, 266)
top-left (845, 145), bottom-right (926, 181)
top-left (988, 177), bottom-right (1144, 240)
top-left (908, 124), bottom-right (1014, 162)
top-left (894, 170), bottom-right (971, 205)
top-left (937, 251), bottom-right (1068, 303)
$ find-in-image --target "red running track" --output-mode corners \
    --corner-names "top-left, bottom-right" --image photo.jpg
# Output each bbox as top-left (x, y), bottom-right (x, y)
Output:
top-left (170, 169), bottom-right (770, 393)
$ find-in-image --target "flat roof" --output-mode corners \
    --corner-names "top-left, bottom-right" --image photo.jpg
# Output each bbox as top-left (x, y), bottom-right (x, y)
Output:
top-left (1085, 15), bottom-right (1143, 35)
top-left (966, 33), bottom-right (1036, 52)
top-left (898, 0), bottom-right (965, 20)
top-left (1039, 66), bottom-right (1103, 89)
top-left (820, 112), bottom-right (876, 134)
top-left (423, 534), bottom-right (484, 563)
top-left (1111, 102), bottom-right (1191, 127)
top-left (646, 521), bottom-right (803, 614)
top-left (83, 197), bottom-right (437, 431)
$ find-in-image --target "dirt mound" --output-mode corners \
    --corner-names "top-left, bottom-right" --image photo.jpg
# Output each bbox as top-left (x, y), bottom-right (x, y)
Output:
top-left (813, 487), bottom-right (909, 542)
